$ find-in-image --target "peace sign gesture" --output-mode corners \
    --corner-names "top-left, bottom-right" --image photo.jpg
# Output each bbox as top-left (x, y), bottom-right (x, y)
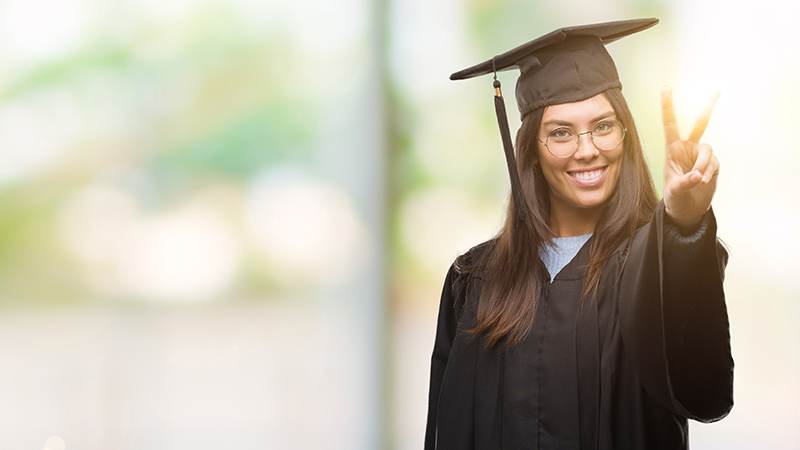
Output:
top-left (661, 86), bottom-right (720, 228)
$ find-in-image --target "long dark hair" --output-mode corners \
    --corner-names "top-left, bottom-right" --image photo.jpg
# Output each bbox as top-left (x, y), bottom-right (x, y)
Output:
top-left (457, 88), bottom-right (658, 349)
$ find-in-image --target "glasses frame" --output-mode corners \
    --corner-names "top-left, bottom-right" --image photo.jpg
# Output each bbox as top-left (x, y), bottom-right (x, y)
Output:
top-left (536, 118), bottom-right (627, 159)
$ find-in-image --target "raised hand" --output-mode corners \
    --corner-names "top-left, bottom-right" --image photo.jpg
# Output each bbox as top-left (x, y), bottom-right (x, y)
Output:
top-left (661, 86), bottom-right (720, 228)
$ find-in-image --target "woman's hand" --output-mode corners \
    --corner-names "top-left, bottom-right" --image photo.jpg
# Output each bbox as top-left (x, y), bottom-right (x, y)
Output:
top-left (661, 86), bottom-right (720, 228)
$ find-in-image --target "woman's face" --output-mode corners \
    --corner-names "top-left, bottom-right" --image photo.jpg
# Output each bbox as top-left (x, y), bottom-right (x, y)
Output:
top-left (534, 93), bottom-right (624, 223)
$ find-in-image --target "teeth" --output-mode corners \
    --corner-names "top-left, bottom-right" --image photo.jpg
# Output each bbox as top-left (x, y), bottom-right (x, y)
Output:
top-left (572, 168), bottom-right (603, 180)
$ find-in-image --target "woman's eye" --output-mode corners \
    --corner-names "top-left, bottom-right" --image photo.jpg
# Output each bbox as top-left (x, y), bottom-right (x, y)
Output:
top-left (594, 121), bottom-right (617, 134)
top-left (550, 128), bottom-right (574, 140)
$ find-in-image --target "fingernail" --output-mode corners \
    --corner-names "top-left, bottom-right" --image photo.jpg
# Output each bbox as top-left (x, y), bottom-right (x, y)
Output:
top-left (702, 176), bottom-right (709, 183)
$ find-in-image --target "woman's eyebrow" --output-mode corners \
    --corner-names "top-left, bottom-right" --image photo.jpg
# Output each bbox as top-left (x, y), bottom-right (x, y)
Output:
top-left (542, 111), bottom-right (617, 128)
top-left (591, 111), bottom-right (617, 122)
top-left (542, 119), bottom-right (574, 127)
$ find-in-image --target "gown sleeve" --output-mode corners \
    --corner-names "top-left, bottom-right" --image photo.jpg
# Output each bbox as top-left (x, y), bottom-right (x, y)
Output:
top-left (424, 263), bottom-right (465, 450)
top-left (618, 200), bottom-right (734, 422)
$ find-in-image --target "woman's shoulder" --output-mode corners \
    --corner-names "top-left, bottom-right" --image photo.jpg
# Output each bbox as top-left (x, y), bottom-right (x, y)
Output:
top-left (452, 238), bottom-right (497, 277)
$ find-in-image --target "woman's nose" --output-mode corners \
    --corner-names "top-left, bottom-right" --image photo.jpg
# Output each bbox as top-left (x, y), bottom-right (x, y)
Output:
top-left (573, 132), bottom-right (600, 159)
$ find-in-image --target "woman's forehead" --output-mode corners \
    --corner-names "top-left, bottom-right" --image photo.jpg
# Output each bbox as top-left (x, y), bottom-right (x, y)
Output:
top-left (541, 94), bottom-right (615, 125)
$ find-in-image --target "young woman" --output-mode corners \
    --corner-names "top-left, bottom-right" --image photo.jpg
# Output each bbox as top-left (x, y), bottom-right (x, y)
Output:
top-left (425, 18), bottom-right (733, 450)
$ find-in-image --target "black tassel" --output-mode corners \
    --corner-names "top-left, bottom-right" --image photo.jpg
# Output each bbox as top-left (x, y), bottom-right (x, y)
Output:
top-left (493, 78), bottom-right (527, 222)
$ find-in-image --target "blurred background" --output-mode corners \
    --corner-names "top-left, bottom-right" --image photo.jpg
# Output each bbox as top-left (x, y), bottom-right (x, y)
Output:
top-left (0, 0), bottom-right (797, 448)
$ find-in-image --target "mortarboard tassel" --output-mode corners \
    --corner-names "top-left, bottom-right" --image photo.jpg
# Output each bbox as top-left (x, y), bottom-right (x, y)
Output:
top-left (493, 72), bottom-right (527, 222)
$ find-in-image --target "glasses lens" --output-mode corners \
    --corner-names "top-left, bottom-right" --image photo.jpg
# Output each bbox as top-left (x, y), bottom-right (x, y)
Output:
top-left (545, 127), bottom-right (578, 157)
top-left (591, 119), bottom-right (625, 150)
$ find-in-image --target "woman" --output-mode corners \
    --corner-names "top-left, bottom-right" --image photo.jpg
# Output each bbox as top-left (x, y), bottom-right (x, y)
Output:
top-left (425, 18), bottom-right (733, 450)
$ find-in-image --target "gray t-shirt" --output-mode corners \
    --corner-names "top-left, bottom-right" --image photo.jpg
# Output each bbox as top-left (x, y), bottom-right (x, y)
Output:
top-left (540, 233), bottom-right (592, 282)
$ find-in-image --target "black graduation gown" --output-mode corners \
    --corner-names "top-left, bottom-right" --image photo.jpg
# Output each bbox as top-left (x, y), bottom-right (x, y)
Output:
top-left (424, 202), bottom-right (733, 450)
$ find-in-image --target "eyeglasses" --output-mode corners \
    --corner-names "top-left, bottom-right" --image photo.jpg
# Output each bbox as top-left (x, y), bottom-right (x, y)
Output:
top-left (536, 118), bottom-right (627, 158)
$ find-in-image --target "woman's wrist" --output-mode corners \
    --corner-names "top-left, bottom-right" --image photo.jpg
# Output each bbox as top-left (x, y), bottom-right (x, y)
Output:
top-left (665, 208), bottom-right (704, 236)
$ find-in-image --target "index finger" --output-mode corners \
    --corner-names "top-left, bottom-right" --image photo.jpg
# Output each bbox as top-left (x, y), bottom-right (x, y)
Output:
top-left (661, 86), bottom-right (681, 145)
top-left (688, 89), bottom-right (720, 143)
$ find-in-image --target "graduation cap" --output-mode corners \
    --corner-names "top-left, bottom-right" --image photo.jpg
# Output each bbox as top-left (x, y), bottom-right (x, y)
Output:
top-left (451, 18), bottom-right (659, 221)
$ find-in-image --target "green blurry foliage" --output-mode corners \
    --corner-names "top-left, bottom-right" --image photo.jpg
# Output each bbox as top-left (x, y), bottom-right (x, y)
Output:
top-left (0, 1), bottom-right (318, 305)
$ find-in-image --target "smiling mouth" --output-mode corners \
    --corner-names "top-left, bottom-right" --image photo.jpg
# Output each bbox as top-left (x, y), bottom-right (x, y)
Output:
top-left (569, 167), bottom-right (606, 181)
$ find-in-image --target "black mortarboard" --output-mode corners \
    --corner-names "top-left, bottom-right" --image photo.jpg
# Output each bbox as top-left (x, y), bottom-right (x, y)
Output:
top-left (451, 18), bottom-right (658, 221)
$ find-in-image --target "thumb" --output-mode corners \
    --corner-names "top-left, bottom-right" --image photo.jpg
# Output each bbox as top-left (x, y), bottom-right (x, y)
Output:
top-left (671, 169), bottom-right (703, 193)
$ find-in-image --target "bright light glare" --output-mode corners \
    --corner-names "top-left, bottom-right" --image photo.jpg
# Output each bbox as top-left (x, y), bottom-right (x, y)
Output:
top-left (668, 78), bottom-right (721, 136)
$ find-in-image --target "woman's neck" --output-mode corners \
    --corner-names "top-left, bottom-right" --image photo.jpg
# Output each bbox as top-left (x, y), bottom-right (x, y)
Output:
top-left (549, 203), bottom-right (604, 238)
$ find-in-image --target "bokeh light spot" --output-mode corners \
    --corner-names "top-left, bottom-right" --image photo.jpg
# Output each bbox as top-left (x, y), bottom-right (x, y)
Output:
top-left (42, 436), bottom-right (66, 450)
top-left (246, 171), bottom-right (367, 285)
